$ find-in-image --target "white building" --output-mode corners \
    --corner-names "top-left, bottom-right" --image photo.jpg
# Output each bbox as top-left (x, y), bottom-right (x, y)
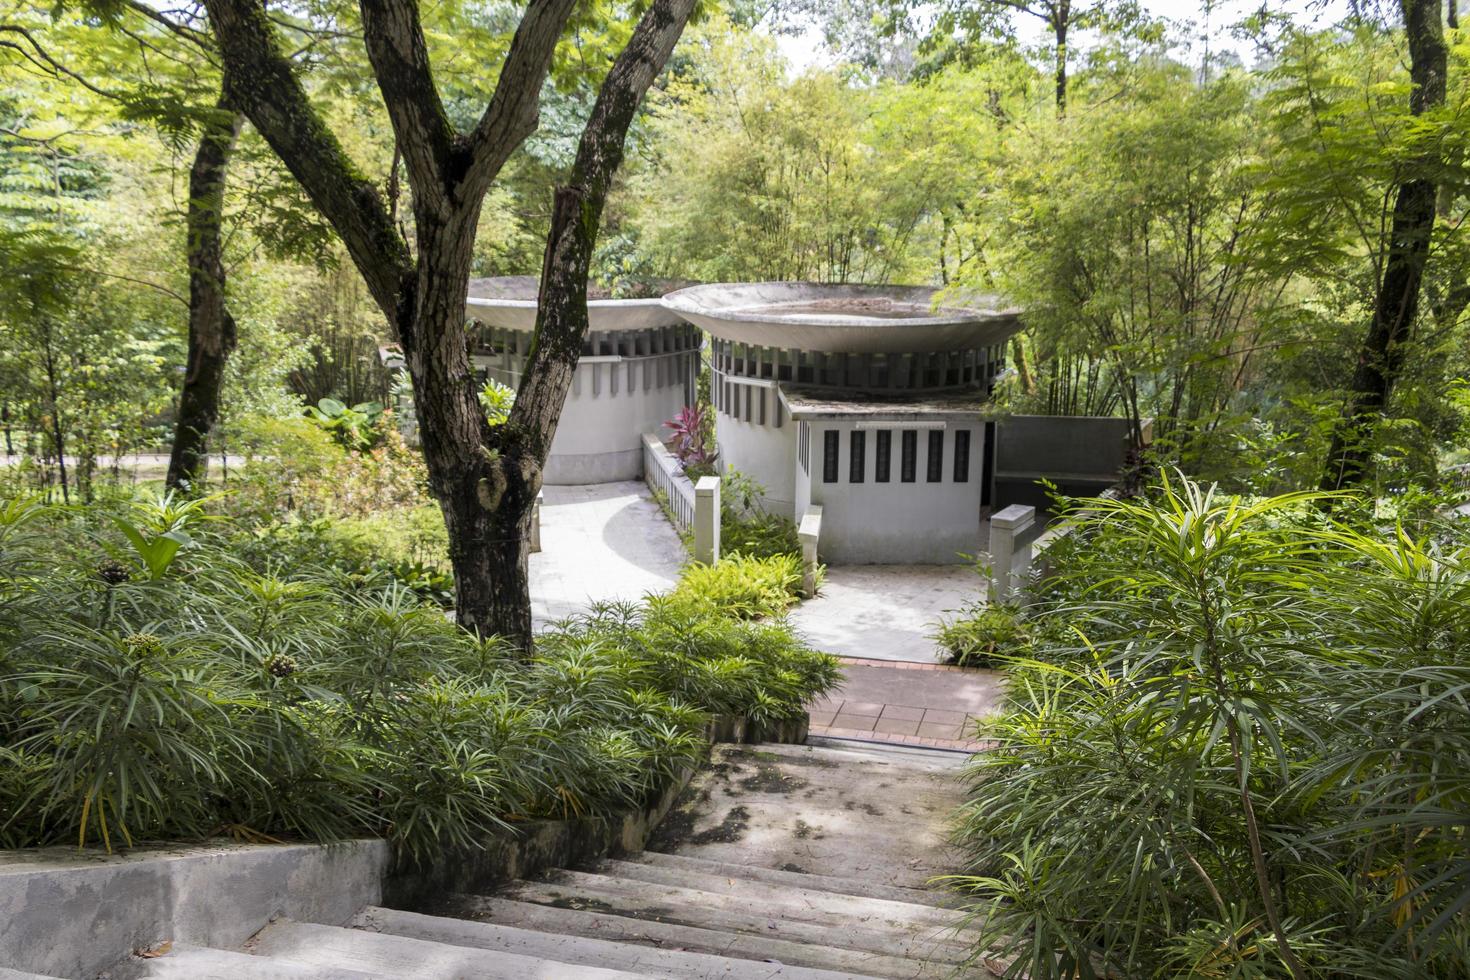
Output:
top-left (662, 282), bottom-right (1022, 564)
top-left (466, 277), bottom-right (700, 484)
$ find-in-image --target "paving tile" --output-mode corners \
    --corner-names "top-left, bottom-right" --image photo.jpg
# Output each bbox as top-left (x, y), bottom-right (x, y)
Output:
top-left (529, 482), bottom-right (685, 632)
top-left (786, 563), bottom-right (984, 664)
top-left (921, 708), bottom-right (969, 726)
top-left (879, 703), bottom-right (926, 722)
top-left (839, 701), bottom-right (886, 717)
top-left (831, 713), bottom-right (878, 732)
top-left (809, 711), bottom-right (837, 727)
top-left (873, 716), bottom-right (921, 736)
top-left (917, 721), bottom-right (963, 739)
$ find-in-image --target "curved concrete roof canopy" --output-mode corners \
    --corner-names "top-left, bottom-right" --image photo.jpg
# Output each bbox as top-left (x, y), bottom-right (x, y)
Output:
top-left (660, 282), bottom-right (1022, 354)
top-left (465, 275), bottom-right (688, 332)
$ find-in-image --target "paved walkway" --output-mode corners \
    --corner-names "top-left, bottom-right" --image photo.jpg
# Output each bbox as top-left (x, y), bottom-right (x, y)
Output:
top-left (808, 657), bottom-right (1003, 752)
top-left (527, 481), bottom-right (1001, 752)
top-left (787, 564), bottom-right (982, 663)
top-left (529, 481), bottom-right (685, 628)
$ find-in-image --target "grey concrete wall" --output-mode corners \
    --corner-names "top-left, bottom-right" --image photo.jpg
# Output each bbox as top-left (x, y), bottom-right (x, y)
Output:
top-left (993, 415), bottom-right (1135, 512)
top-left (0, 840), bottom-right (389, 979)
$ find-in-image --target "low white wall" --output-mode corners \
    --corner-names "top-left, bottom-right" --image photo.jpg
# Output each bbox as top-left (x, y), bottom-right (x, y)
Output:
top-left (805, 420), bottom-right (985, 565)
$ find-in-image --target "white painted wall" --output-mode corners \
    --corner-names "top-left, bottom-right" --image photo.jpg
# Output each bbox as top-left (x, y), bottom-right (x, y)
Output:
top-left (478, 354), bottom-right (690, 485)
top-left (806, 420), bottom-right (985, 564)
top-left (716, 412), bottom-right (798, 518)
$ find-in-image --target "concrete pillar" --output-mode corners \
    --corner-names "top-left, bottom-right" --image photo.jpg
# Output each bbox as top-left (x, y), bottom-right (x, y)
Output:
top-left (988, 504), bottom-right (1036, 602)
top-left (694, 476), bottom-right (721, 565)
top-left (798, 505), bottom-right (823, 598)
top-left (530, 490), bottom-right (544, 554)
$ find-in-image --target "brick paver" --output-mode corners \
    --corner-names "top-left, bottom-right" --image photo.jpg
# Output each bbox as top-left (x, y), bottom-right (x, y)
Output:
top-left (807, 656), bottom-right (1006, 753)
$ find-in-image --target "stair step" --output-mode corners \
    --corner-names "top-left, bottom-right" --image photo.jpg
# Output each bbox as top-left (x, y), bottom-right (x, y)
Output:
top-left (499, 870), bottom-right (974, 964)
top-left (353, 905), bottom-right (885, 980)
top-left (246, 918), bottom-right (657, 979)
top-left (592, 858), bottom-right (964, 930)
top-left (737, 741), bottom-right (968, 772)
top-left (652, 742), bottom-right (963, 890)
top-left (628, 851), bottom-right (959, 908)
top-left (442, 893), bottom-right (964, 979)
top-left (130, 943), bottom-right (388, 979)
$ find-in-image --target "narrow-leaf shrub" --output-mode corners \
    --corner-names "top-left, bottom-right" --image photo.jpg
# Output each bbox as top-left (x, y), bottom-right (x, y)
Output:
top-left (669, 552), bottom-right (807, 620)
top-left (934, 604), bottom-right (1032, 668)
top-left (0, 496), bottom-right (838, 861)
top-left (953, 474), bottom-right (1470, 979)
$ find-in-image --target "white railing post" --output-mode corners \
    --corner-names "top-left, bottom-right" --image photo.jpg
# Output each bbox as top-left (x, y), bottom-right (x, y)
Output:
top-left (988, 504), bottom-right (1036, 602)
top-left (694, 475), bottom-right (721, 565)
top-left (798, 505), bottom-right (823, 598)
top-left (529, 489), bottom-right (543, 554)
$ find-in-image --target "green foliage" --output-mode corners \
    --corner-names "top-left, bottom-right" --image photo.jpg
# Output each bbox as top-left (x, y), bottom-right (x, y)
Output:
top-left (934, 604), bottom-right (1030, 668)
top-left (952, 474), bottom-right (1470, 978)
top-left (223, 415), bottom-right (428, 524)
top-left (0, 496), bottom-right (838, 858)
top-left (478, 378), bottom-right (516, 425)
top-left (668, 553), bottom-right (807, 621)
top-left (719, 469), bottom-right (800, 559)
top-left (304, 397), bottom-right (386, 452)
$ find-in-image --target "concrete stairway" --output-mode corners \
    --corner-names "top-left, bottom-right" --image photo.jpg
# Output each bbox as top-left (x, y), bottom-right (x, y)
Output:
top-left (132, 740), bottom-right (985, 979)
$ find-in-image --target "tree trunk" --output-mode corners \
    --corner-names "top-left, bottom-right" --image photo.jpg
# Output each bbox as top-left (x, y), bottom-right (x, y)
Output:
top-left (167, 99), bottom-right (245, 492)
top-left (1053, 6), bottom-right (1069, 114)
top-left (40, 324), bottom-right (69, 504)
top-left (447, 0), bottom-right (698, 648)
top-left (1320, 0), bottom-right (1447, 492)
top-left (398, 208), bottom-right (540, 645)
top-left (204, 0), bottom-right (693, 650)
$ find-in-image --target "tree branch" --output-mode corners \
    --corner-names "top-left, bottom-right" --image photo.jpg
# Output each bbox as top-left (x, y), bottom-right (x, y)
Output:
top-left (202, 0), bottom-right (409, 318)
top-left (0, 26), bottom-right (123, 99)
top-left (461, 0), bottom-right (579, 202)
top-left (510, 0), bottom-right (695, 444)
top-left (357, 0), bottom-right (455, 210)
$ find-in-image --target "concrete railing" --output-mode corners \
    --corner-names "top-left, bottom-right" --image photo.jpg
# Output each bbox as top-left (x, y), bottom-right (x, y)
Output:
top-left (642, 432), bottom-right (720, 563)
top-left (987, 504), bottom-right (1042, 602)
top-left (797, 505), bottom-right (823, 598)
top-left (986, 486), bottom-right (1128, 603)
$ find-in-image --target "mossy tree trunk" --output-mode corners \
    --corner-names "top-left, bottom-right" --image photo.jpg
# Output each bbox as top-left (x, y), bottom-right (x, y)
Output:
top-left (202, 0), bottom-right (695, 648)
top-left (167, 96), bottom-right (244, 492)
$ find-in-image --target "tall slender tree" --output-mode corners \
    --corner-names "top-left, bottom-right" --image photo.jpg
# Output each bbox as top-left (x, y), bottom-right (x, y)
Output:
top-left (167, 95), bottom-right (244, 491)
top-left (201, 0), bottom-right (696, 647)
top-left (1320, 0), bottom-right (1449, 492)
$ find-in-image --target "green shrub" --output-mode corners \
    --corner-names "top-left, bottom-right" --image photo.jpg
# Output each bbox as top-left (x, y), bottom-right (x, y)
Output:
top-left (232, 503), bottom-right (452, 606)
top-left (934, 604), bottom-right (1030, 668)
top-left (669, 552), bottom-right (805, 620)
top-left (719, 469), bottom-right (800, 559)
top-left (0, 495), bottom-right (837, 860)
top-left (223, 414), bottom-right (428, 524)
top-left (951, 474), bottom-right (1470, 978)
